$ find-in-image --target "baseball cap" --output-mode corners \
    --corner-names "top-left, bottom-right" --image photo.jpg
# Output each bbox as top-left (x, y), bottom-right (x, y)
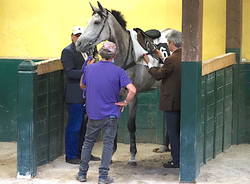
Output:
top-left (72, 26), bottom-right (83, 35)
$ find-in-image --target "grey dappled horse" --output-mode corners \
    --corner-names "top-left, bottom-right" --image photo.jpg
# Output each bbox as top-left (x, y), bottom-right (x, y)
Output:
top-left (76, 1), bottom-right (172, 165)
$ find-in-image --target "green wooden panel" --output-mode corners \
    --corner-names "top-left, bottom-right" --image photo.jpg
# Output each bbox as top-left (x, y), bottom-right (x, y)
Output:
top-left (17, 60), bottom-right (64, 178)
top-left (231, 64), bottom-right (239, 144)
top-left (48, 71), bottom-right (64, 161)
top-left (199, 77), bottom-right (206, 165)
top-left (205, 73), bottom-right (215, 161)
top-left (238, 64), bottom-right (250, 143)
top-left (0, 59), bottom-right (42, 141)
top-left (200, 66), bottom-right (233, 164)
top-left (223, 67), bottom-right (233, 149)
top-left (0, 59), bottom-right (27, 141)
top-left (17, 61), bottom-right (38, 177)
top-left (180, 62), bottom-right (201, 182)
top-left (214, 70), bottom-right (224, 155)
top-left (226, 49), bottom-right (240, 145)
top-left (35, 74), bottom-right (49, 166)
top-left (117, 89), bottom-right (164, 144)
top-left (181, 59), bottom-right (234, 182)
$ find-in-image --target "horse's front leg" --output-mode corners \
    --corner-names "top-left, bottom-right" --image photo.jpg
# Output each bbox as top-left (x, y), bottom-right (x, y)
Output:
top-left (127, 95), bottom-right (137, 166)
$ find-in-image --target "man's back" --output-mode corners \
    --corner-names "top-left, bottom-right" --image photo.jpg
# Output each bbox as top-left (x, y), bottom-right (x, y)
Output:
top-left (83, 61), bottom-right (131, 120)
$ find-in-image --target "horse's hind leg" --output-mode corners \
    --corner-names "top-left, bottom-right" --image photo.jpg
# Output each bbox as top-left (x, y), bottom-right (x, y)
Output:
top-left (127, 96), bottom-right (137, 166)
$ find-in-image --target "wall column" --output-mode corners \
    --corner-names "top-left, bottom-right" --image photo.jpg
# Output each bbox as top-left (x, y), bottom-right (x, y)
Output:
top-left (17, 61), bottom-right (38, 178)
top-left (226, 0), bottom-right (243, 145)
top-left (180, 0), bottom-right (203, 182)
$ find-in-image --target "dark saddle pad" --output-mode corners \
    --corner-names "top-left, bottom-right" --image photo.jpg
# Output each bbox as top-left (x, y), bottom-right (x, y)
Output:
top-left (133, 28), bottom-right (157, 53)
top-left (133, 28), bottom-right (170, 62)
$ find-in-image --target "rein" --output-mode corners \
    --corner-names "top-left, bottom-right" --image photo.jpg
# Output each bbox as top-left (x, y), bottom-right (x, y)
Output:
top-left (87, 10), bottom-right (110, 48)
top-left (122, 31), bottom-right (136, 70)
top-left (88, 10), bottom-right (136, 70)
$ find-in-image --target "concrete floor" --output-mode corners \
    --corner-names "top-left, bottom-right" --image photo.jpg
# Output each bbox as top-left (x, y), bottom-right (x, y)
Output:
top-left (0, 142), bottom-right (250, 184)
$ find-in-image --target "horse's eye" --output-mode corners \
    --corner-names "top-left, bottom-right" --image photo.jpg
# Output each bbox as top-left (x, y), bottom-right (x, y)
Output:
top-left (94, 20), bottom-right (101, 25)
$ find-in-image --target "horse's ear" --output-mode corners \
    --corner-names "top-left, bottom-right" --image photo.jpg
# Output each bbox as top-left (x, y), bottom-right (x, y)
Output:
top-left (97, 1), bottom-right (104, 12)
top-left (89, 2), bottom-right (98, 12)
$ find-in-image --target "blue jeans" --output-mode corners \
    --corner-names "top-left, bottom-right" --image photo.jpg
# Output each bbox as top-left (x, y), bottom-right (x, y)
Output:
top-left (65, 103), bottom-right (86, 159)
top-left (78, 117), bottom-right (118, 179)
top-left (165, 111), bottom-right (180, 165)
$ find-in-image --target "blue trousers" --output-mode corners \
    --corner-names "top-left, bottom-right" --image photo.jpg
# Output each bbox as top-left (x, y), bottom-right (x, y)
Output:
top-left (79, 117), bottom-right (117, 179)
top-left (165, 111), bottom-right (180, 165)
top-left (65, 103), bottom-right (86, 159)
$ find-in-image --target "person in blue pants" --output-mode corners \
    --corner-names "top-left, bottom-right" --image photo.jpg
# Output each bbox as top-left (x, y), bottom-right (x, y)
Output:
top-left (61, 26), bottom-right (100, 164)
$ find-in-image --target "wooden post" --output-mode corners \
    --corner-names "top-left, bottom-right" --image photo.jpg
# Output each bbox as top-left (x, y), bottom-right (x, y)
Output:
top-left (180, 0), bottom-right (203, 183)
top-left (17, 61), bottom-right (38, 178)
top-left (226, 0), bottom-right (242, 60)
top-left (226, 0), bottom-right (242, 145)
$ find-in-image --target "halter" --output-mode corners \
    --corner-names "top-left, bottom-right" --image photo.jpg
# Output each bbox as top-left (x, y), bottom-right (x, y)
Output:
top-left (86, 10), bottom-right (111, 48)
top-left (87, 9), bottom-right (136, 70)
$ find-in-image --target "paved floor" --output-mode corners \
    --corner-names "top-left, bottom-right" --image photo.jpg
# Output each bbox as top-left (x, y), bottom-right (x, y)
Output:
top-left (0, 142), bottom-right (250, 184)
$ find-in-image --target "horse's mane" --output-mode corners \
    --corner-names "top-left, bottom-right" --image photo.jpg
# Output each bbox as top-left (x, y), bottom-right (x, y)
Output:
top-left (111, 10), bottom-right (127, 29)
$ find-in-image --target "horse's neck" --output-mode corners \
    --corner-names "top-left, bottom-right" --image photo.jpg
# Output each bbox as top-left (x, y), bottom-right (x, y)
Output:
top-left (112, 28), bottom-right (132, 67)
top-left (107, 18), bottom-right (134, 67)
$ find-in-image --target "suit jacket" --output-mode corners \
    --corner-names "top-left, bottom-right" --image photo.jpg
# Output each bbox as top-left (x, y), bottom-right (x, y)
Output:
top-left (61, 42), bottom-right (85, 103)
top-left (149, 48), bottom-right (181, 111)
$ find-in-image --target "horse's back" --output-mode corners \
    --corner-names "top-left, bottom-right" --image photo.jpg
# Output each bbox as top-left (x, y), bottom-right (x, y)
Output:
top-left (126, 64), bottom-right (159, 93)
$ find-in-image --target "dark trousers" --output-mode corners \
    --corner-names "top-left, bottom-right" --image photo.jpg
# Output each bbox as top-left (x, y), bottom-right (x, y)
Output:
top-left (79, 117), bottom-right (118, 179)
top-left (163, 115), bottom-right (170, 147)
top-left (65, 103), bottom-right (86, 159)
top-left (164, 111), bottom-right (180, 164)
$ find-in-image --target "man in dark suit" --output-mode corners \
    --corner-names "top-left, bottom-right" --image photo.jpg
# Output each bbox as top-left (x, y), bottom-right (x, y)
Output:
top-left (143, 30), bottom-right (182, 168)
top-left (61, 26), bottom-right (100, 164)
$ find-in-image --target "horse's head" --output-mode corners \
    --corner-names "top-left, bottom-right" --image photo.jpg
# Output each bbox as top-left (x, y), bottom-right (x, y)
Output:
top-left (76, 2), bottom-right (112, 53)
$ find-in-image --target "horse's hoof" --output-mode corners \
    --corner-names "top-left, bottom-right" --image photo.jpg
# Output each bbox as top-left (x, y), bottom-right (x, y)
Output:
top-left (128, 161), bottom-right (137, 166)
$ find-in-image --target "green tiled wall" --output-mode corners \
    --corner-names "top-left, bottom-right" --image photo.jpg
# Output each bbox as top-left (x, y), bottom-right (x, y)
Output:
top-left (223, 67), bottom-right (233, 149)
top-left (238, 63), bottom-right (250, 143)
top-left (117, 89), bottom-right (164, 144)
top-left (200, 66), bottom-right (233, 164)
top-left (17, 61), bottom-right (64, 177)
top-left (180, 62), bottom-right (202, 183)
top-left (0, 59), bottom-right (41, 141)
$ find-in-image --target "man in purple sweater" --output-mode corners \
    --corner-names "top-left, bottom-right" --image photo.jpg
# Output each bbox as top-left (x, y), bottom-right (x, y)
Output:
top-left (77, 41), bottom-right (136, 184)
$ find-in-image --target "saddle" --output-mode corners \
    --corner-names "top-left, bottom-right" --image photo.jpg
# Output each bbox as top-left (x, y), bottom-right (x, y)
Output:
top-left (133, 28), bottom-right (160, 54)
top-left (134, 28), bottom-right (169, 63)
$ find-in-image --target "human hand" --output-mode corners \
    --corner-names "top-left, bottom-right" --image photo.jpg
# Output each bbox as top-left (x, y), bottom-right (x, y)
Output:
top-left (143, 54), bottom-right (150, 64)
top-left (86, 56), bottom-right (95, 65)
top-left (87, 58), bottom-right (95, 65)
top-left (154, 49), bottom-right (164, 60)
top-left (115, 100), bottom-right (128, 112)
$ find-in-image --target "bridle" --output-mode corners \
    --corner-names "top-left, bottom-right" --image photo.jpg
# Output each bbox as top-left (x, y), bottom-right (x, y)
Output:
top-left (86, 9), bottom-right (136, 70)
top-left (85, 9), bottom-right (111, 49)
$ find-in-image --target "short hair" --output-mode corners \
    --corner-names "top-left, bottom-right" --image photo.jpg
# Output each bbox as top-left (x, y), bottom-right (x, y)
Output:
top-left (99, 41), bottom-right (117, 60)
top-left (166, 30), bottom-right (182, 48)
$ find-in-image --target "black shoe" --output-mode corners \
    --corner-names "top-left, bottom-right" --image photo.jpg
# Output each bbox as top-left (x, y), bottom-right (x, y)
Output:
top-left (166, 147), bottom-right (171, 152)
top-left (66, 158), bottom-right (81, 164)
top-left (90, 155), bottom-right (101, 161)
top-left (76, 174), bottom-right (87, 182)
top-left (163, 161), bottom-right (179, 168)
top-left (98, 176), bottom-right (114, 184)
